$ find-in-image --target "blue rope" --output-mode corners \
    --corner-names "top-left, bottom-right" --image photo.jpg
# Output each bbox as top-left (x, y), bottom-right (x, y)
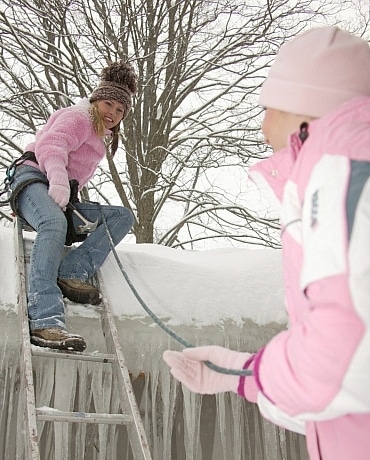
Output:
top-left (97, 203), bottom-right (252, 377)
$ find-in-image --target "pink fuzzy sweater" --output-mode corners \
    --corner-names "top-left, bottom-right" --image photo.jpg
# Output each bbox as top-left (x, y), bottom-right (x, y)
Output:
top-left (24, 98), bottom-right (110, 190)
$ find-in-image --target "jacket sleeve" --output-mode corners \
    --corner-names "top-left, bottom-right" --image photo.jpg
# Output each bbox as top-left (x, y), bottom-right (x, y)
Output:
top-left (250, 154), bottom-right (370, 424)
top-left (34, 109), bottom-right (92, 187)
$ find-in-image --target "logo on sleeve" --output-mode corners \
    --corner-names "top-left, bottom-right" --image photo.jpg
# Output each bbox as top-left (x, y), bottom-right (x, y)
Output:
top-left (311, 190), bottom-right (319, 228)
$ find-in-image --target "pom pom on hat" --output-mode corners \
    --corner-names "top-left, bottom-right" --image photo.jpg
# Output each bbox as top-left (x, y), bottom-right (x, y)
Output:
top-left (90, 60), bottom-right (138, 119)
top-left (259, 26), bottom-right (370, 118)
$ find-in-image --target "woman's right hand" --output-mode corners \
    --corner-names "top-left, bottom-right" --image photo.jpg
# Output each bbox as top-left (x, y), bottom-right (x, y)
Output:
top-left (163, 346), bottom-right (253, 395)
top-left (48, 183), bottom-right (70, 208)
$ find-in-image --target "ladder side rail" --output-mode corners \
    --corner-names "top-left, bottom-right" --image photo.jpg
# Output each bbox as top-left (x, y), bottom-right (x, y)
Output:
top-left (14, 217), bottom-right (40, 460)
top-left (97, 271), bottom-right (152, 460)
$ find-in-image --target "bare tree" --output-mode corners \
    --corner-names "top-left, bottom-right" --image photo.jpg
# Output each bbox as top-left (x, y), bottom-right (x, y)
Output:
top-left (0, 0), bottom-right (361, 248)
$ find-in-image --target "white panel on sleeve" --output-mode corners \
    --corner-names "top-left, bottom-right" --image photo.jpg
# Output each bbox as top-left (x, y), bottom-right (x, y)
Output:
top-left (257, 393), bottom-right (306, 435)
top-left (301, 154), bottom-right (348, 289)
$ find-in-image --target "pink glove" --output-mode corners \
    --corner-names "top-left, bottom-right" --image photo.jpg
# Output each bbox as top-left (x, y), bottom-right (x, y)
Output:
top-left (48, 183), bottom-right (70, 208)
top-left (163, 345), bottom-right (253, 395)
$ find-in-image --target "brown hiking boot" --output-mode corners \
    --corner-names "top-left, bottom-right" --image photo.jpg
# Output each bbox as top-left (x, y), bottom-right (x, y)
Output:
top-left (57, 278), bottom-right (101, 305)
top-left (31, 328), bottom-right (87, 351)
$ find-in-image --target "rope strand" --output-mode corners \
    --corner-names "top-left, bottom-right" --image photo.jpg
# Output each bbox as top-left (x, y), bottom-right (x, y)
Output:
top-left (97, 202), bottom-right (252, 377)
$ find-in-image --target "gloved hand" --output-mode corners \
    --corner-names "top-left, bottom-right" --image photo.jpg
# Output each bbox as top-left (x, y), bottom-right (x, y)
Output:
top-left (48, 183), bottom-right (70, 208)
top-left (163, 345), bottom-right (253, 395)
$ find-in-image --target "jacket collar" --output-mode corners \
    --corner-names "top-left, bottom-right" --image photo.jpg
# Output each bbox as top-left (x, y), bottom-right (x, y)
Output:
top-left (249, 129), bottom-right (304, 203)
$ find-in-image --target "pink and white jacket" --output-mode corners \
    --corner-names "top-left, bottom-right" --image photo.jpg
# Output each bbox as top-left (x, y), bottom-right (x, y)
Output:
top-left (242, 96), bottom-right (370, 459)
top-left (24, 98), bottom-right (110, 190)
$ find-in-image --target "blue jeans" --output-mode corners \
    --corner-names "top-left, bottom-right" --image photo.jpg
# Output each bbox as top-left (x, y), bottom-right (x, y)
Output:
top-left (11, 165), bottom-right (134, 331)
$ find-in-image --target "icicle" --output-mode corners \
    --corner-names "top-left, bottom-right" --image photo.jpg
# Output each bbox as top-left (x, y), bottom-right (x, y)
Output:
top-left (160, 355), bottom-right (178, 459)
top-left (216, 392), bottom-right (228, 458)
top-left (150, 363), bottom-right (160, 458)
top-left (230, 392), bottom-right (243, 460)
top-left (182, 385), bottom-right (202, 460)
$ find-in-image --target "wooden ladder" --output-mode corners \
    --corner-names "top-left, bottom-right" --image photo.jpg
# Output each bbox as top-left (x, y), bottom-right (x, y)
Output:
top-left (14, 217), bottom-right (152, 459)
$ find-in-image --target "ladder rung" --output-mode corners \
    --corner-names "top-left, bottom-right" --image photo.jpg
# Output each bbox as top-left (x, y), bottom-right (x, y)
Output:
top-left (36, 408), bottom-right (131, 425)
top-left (32, 348), bottom-right (116, 363)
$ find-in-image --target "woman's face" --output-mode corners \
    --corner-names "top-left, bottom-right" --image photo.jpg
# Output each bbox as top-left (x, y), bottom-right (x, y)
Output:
top-left (262, 107), bottom-right (312, 152)
top-left (261, 108), bottom-right (289, 152)
top-left (96, 99), bottom-right (125, 129)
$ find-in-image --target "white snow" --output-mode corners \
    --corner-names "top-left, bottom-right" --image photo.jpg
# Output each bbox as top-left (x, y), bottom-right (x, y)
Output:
top-left (0, 223), bottom-right (287, 329)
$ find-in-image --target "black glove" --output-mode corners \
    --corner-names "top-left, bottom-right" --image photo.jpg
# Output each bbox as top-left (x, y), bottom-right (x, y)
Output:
top-left (64, 180), bottom-right (88, 246)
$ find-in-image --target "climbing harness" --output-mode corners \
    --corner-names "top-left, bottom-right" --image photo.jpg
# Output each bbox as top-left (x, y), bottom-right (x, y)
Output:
top-left (97, 202), bottom-right (253, 377)
top-left (0, 154), bottom-right (88, 245)
top-left (0, 151), bottom-right (38, 207)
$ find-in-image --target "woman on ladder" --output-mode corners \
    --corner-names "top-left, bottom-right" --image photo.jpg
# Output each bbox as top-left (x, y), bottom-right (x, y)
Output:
top-left (9, 61), bottom-right (136, 351)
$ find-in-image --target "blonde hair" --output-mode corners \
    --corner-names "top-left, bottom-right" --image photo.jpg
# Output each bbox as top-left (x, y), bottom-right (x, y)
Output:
top-left (89, 102), bottom-right (121, 157)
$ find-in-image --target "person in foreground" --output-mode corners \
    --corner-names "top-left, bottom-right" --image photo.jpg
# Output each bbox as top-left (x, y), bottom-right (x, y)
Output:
top-left (9, 61), bottom-right (137, 352)
top-left (163, 26), bottom-right (370, 460)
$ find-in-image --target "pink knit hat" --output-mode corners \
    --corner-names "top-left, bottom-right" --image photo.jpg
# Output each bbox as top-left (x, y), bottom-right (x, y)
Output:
top-left (259, 26), bottom-right (370, 117)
